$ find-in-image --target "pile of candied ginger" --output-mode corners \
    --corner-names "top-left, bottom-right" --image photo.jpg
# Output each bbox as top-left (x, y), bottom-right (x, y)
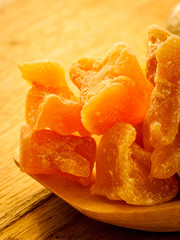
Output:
top-left (19, 25), bottom-right (180, 206)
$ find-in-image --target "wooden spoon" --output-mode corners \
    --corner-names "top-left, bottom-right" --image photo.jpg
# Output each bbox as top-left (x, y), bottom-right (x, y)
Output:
top-left (14, 150), bottom-right (180, 232)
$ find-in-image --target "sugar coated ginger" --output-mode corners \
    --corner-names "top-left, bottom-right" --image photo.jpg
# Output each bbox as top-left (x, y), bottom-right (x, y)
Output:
top-left (18, 25), bottom-right (180, 206)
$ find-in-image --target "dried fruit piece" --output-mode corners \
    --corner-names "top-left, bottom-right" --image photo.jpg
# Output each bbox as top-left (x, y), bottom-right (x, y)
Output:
top-left (19, 62), bottom-right (88, 136)
top-left (20, 125), bottom-right (96, 186)
top-left (91, 122), bottom-right (179, 205)
top-left (18, 61), bottom-right (67, 90)
top-left (144, 32), bottom-right (180, 150)
top-left (26, 86), bottom-right (88, 136)
top-left (146, 25), bottom-right (171, 84)
top-left (151, 133), bottom-right (180, 179)
top-left (25, 86), bottom-right (46, 128)
top-left (70, 43), bottom-right (153, 135)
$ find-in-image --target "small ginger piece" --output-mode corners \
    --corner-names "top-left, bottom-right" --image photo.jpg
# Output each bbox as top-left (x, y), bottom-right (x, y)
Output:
top-left (151, 133), bottom-right (180, 179)
top-left (18, 61), bottom-right (67, 89)
top-left (25, 86), bottom-right (88, 136)
top-left (20, 125), bottom-right (96, 186)
top-left (19, 61), bottom-right (88, 136)
top-left (91, 122), bottom-right (178, 205)
top-left (146, 25), bottom-right (171, 84)
top-left (70, 43), bottom-right (153, 135)
top-left (144, 29), bottom-right (180, 151)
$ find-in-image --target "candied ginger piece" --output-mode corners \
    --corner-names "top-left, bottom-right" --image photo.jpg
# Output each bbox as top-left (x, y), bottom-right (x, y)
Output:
top-left (91, 122), bottom-right (179, 205)
top-left (70, 43), bottom-right (153, 135)
top-left (25, 87), bottom-right (47, 128)
top-left (151, 133), bottom-right (180, 179)
top-left (144, 33), bottom-right (180, 150)
top-left (18, 61), bottom-right (67, 89)
top-left (20, 125), bottom-right (96, 186)
top-left (20, 61), bottom-right (89, 136)
top-left (26, 86), bottom-right (88, 136)
top-left (146, 25), bottom-right (171, 84)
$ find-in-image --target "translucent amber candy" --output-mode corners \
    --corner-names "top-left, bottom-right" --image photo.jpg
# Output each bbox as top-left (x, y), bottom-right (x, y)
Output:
top-left (18, 61), bottom-right (88, 136)
top-left (25, 86), bottom-right (88, 136)
top-left (18, 61), bottom-right (67, 89)
top-left (91, 122), bottom-right (178, 205)
top-left (20, 125), bottom-right (96, 186)
top-left (151, 133), bottom-right (180, 178)
top-left (143, 28), bottom-right (180, 151)
top-left (70, 43), bottom-right (153, 135)
top-left (146, 25), bottom-right (171, 84)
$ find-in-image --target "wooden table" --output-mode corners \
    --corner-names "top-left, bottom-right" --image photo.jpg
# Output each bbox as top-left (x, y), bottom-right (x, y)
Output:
top-left (0, 0), bottom-right (180, 239)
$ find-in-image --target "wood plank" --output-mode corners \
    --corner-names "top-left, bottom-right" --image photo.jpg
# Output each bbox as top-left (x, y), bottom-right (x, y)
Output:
top-left (49, 216), bottom-right (180, 240)
top-left (0, 165), bottom-right (52, 230)
top-left (0, 195), bottom-right (79, 240)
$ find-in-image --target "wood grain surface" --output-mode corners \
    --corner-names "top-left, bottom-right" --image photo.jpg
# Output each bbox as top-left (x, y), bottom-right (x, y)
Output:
top-left (0, 0), bottom-right (180, 239)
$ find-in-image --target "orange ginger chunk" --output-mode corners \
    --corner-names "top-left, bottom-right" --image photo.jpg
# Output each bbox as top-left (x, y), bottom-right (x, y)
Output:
top-left (25, 86), bottom-right (88, 136)
top-left (18, 61), bottom-right (67, 89)
top-left (91, 122), bottom-right (178, 205)
top-left (146, 25), bottom-right (171, 84)
top-left (70, 43), bottom-right (153, 135)
top-left (151, 133), bottom-right (180, 179)
top-left (20, 125), bottom-right (96, 186)
top-left (19, 62), bottom-right (88, 136)
top-left (143, 31), bottom-right (180, 151)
